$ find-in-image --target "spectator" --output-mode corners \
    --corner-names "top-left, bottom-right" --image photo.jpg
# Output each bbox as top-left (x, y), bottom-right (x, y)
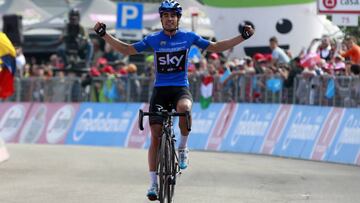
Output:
top-left (15, 47), bottom-right (26, 78)
top-left (127, 63), bottom-right (141, 102)
top-left (335, 64), bottom-right (360, 107)
top-left (341, 35), bottom-right (360, 65)
top-left (103, 42), bottom-right (125, 64)
top-left (269, 36), bottom-right (290, 67)
top-left (91, 38), bottom-right (104, 66)
top-left (58, 8), bottom-right (93, 68)
top-left (49, 54), bottom-right (64, 70)
top-left (316, 35), bottom-right (334, 62)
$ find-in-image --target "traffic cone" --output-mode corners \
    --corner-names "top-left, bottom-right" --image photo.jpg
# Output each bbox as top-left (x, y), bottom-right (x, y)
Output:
top-left (0, 137), bottom-right (9, 163)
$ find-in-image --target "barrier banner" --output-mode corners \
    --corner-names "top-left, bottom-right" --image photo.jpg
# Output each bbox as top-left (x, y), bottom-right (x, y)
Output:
top-left (272, 106), bottom-right (331, 158)
top-left (220, 104), bottom-right (279, 153)
top-left (206, 102), bottom-right (238, 151)
top-left (66, 103), bottom-right (141, 147)
top-left (0, 137), bottom-right (9, 163)
top-left (185, 103), bottom-right (223, 150)
top-left (326, 108), bottom-right (360, 164)
top-left (125, 103), bottom-right (150, 148)
top-left (356, 152), bottom-right (360, 166)
top-left (310, 108), bottom-right (344, 161)
top-left (0, 102), bottom-right (31, 142)
top-left (261, 105), bottom-right (292, 155)
top-left (16, 103), bottom-right (79, 144)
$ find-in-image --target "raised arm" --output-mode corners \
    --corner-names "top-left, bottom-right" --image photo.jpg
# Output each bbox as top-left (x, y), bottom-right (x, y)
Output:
top-left (206, 25), bottom-right (254, 53)
top-left (94, 22), bottom-right (138, 56)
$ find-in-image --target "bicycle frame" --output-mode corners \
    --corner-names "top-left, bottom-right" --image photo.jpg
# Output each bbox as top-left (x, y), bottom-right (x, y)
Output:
top-left (139, 109), bottom-right (191, 203)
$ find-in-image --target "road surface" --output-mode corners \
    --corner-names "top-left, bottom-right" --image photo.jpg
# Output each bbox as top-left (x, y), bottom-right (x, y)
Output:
top-left (0, 144), bottom-right (359, 203)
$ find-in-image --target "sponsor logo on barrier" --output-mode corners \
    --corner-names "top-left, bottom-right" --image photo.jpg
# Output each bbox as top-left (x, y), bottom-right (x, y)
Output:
top-left (261, 105), bottom-right (292, 154)
top-left (19, 105), bottom-right (47, 143)
top-left (73, 108), bottom-right (130, 142)
top-left (282, 112), bottom-right (323, 150)
top-left (231, 109), bottom-right (272, 146)
top-left (311, 108), bottom-right (343, 160)
top-left (206, 103), bottom-right (237, 150)
top-left (126, 103), bottom-right (150, 148)
top-left (191, 112), bottom-right (216, 134)
top-left (46, 105), bottom-right (75, 144)
top-left (334, 114), bottom-right (360, 155)
top-left (0, 104), bottom-right (26, 142)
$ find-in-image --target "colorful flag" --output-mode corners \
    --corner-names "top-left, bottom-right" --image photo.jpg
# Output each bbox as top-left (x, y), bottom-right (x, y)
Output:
top-left (0, 32), bottom-right (16, 99)
top-left (200, 75), bottom-right (214, 109)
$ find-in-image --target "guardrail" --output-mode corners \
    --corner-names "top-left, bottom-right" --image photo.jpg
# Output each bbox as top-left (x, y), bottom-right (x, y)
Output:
top-left (9, 74), bottom-right (360, 107)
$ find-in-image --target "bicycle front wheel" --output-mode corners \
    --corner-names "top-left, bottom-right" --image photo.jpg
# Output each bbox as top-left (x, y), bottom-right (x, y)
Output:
top-left (158, 133), bottom-right (172, 203)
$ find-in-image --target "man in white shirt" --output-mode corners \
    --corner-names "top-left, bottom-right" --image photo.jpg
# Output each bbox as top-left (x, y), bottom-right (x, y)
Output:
top-left (269, 36), bottom-right (290, 67)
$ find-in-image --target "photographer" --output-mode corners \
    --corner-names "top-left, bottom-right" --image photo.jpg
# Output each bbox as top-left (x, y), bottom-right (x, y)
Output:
top-left (58, 8), bottom-right (93, 69)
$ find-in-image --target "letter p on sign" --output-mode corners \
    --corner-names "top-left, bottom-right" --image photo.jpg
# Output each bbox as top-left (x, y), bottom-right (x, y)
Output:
top-left (116, 3), bottom-right (143, 30)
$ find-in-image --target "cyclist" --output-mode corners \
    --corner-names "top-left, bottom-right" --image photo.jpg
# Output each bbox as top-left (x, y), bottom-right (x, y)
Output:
top-left (94, 0), bottom-right (254, 200)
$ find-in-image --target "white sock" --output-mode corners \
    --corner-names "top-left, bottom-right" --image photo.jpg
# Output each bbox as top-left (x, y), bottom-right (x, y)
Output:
top-left (149, 171), bottom-right (157, 185)
top-left (178, 135), bottom-right (188, 149)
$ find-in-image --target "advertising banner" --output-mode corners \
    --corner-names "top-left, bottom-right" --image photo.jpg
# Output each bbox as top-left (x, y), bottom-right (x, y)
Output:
top-left (125, 103), bottom-right (150, 148)
top-left (309, 108), bottom-right (344, 161)
top-left (66, 103), bottom-right (141, 147)
top-left (220, 104), bottom-right (279, 153)
top-left (272, 106), bottom-right (331, 158)
top-left (317, 0), bottom-right (360, 14)
top-left (261, 105), bottom-right (292, 155)
top-left (326, 108), bottom-right (360, 164)
top-left (16, 103), bottom-right (79, 144)
top-left (176, 103), bottom-right (224, 150)
top-left (206, 103), bottom-right (238, 151)
top-left (0, 103), bottom-right (32, 142)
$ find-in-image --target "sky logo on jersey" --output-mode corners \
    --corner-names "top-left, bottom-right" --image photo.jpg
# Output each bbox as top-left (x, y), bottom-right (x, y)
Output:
top-left (156, 50), bottom-right (187, 73)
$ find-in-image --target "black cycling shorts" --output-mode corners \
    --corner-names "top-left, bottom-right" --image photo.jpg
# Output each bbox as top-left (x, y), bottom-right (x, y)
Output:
top-left (149, 86), bottom-right (193, 125)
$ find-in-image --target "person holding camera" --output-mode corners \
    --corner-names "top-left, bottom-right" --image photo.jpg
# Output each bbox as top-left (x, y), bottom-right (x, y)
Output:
top-left (58, 8), bottom-right (93, 69)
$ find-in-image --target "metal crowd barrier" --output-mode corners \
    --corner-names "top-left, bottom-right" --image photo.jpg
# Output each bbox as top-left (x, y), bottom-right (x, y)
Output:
top-left (9, 74), bottom-right (360, 108)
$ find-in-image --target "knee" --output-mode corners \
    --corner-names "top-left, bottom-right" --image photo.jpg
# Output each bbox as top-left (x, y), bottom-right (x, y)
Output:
top-left (177, 99), bottom-right (192, 113)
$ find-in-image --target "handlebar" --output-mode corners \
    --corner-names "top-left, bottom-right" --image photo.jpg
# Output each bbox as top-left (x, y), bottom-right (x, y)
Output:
top-left (138, 110), bottom-right (191, 132)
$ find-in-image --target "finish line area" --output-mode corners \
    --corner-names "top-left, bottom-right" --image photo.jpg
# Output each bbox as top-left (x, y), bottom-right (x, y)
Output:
top-left (0, 144), bottom-right (359, 203)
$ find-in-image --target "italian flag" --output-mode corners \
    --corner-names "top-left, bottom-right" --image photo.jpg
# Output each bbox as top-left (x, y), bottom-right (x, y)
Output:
top-left (200, 75), bottom-right (214, 109)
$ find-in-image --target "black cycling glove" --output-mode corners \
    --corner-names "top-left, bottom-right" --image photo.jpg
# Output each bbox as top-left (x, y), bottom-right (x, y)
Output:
top-left (95, 23), bottom-right (106, 37)
top-left (241, 26), bottom-right (253, 40)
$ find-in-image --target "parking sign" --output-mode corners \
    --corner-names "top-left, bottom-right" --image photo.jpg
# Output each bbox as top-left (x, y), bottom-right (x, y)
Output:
top-left (116, 3), bottom-right (143, 40)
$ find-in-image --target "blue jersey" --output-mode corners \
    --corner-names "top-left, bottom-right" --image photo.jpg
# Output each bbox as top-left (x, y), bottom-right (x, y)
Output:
top-left (133, 29), bottom-right (210, 87)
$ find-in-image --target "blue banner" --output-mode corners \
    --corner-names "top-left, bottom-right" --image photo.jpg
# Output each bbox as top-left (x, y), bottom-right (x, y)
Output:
top-left (143, 103), bottom-right (223, 150)
top-left (326, 108), bottom-right (360, 164)
top-left (66, 103), bottom-right (141, 147)
top-left (272, 106), bottom-right (331, 158)
top-left (220, 104), bottom-right (279, 153)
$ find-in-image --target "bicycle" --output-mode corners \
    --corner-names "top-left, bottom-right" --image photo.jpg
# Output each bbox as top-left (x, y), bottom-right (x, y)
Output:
top-left (139, 109), bottom-right (191, 203)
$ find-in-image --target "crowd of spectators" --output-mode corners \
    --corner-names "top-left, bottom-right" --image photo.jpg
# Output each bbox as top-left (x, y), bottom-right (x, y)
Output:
top-left (10, 31), bottom-right (360, 106)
